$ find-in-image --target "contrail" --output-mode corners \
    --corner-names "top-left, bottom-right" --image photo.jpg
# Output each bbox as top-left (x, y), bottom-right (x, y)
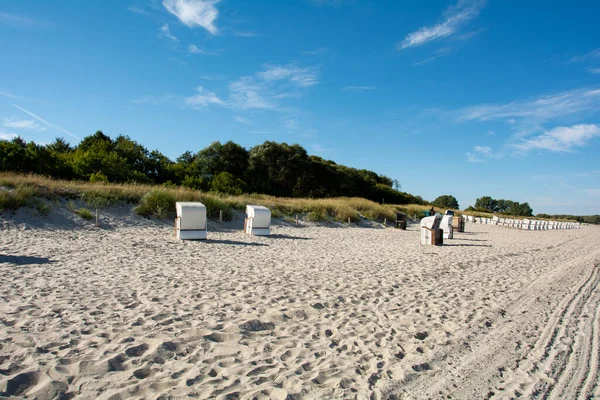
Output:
top-left (13, 104), bottom-right (80, 140)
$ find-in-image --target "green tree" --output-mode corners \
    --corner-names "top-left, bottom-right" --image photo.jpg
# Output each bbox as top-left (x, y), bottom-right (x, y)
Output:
top-left (211, 171), bottom-right (248, 195)
top-left (432, 195), bottom-right (459, 209)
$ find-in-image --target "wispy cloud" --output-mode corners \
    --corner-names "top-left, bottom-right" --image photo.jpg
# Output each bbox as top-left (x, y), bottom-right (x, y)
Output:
top-left (257, 65), bottom-right (319, 87)
top-left (0, 12), bottom-right (45, 29)
top-left (341, 86), bottom-right (377, 92)
top-left (0, 131), bottom-right (18, 140)
top-left (465, 145), bottom-right (497, 162)
top-left (513, 124), bottom-right (600, 152)
top-left (585, 189), bottom-right (600, 197)
top-left (588, 67), bottom-right (600, 75)
top-left (228, 64), bottom-right (319, 110)
top-left (159, 24), bottom-right (178, 42)
top-left (0, 89), bottom-right (18, 99)
top-left (233, 116), bottom-right (253, 125)
top-left (163, 0), bottom-right (220, 34)
top-left (413, 47), bottom-right (454, 65)
top-left (13, 105), bottom-right (79, 140)
top-left (457, 87), bottom-right (600, 124)
top-left (570, 48), bottom-right (600, 63)
top-left (232, 30), bottom-right (260, 37)
top-left (200, 74), bottom-right (226, 81)
top-left (187, 44), bottom-right (217, 55)
top-left (184, 86), bottom-right (225, 109)
top-left (2, 118), bottom-right (46, 131)
top-left (397, 0), bottom-right (485, 50)
top-left (303, 48), bottom-right (328, 56)
top-left (128, 4), bottom-right (148, 15)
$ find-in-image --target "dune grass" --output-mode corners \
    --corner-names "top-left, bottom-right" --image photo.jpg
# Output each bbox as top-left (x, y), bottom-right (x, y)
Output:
top-left (0, 173), bottom-right (402, 222)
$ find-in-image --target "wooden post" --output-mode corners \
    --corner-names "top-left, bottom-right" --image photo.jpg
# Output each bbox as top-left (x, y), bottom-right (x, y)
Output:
top-left (384, 217), bottom-right (387, 226)
top-left (219, 210), bottom-right (223, 224)
top-left (348, 217), bottom-right (351, 225)
top-left (95, 209), bottom-right (99, 227)
top-left (295, 214), bottom-right (298, 225)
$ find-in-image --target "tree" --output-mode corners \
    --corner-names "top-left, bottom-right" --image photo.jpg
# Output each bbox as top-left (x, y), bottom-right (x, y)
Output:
top-left (211, 172), bottom-right (248, 195)
top-left (432, 195), bottom-right (459, 209)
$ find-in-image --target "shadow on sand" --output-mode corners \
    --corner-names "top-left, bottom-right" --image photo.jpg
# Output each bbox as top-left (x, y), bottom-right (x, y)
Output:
top-left (266, 234), bottom-right (312, 240)
top-left (443, 243), bottom-right (492, 248)
top-left (0, 254), bottom-right (57, 265)
top-left (203, 239), bottom-right (269, 247)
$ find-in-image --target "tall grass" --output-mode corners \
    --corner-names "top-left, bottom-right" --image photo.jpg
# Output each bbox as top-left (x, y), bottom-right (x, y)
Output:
top-left (0, 172), bottom-right (549, 222)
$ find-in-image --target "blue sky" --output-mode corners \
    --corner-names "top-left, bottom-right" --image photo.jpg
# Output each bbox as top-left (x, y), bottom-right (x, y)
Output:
top-left (1, 0), bottom-right (600, 215)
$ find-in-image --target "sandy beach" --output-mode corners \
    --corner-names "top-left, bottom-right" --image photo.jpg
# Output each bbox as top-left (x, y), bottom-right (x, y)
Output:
top-left (1, 209), bottom-right (599, 399)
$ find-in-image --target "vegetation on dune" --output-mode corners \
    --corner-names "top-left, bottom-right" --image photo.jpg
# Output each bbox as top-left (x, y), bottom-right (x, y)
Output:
top-left (466, 196), bottom-right (533, 217)
top-left (432, 195), bottom-right (459, 210)
top-left (0, 133), bottom-right (426, 206)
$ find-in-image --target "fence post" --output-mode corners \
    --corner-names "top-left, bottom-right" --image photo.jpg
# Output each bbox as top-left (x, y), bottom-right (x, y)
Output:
top-left (348, 217), bottom-right (351, 225)
top-left (219, 210), bottom-right (223, 224)
top-left (295, 214), bottom-right (298, 225)
top-left (95, 209), bottom-right (99, 228)
top-left (384, 217), bottom-right (386, 226)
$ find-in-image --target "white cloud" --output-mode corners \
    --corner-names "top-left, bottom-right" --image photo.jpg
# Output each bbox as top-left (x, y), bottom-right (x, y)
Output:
top-left (457, 87), bottom-right (600, 124)
top-left (570, 48), bottom-right (600, 63)
top-left (585, 189), bottom-right (600, 197)
top-left (187, 44), bottom-right (215, 55)
top-left (2, 118), bottom-right (46, 131)
top-left (13, 104), bottom-right (79, 140)
top-left (163, 0), bottom-right (219, 34)
top-left (257, 65), bottom-right (319, 87)
top-left (473, 145), bottom-right (492, 155)
top-left (232, 31), bottom-right (260, 37)
top-left (312, 144), bottom-right (327, 152)
top-left (397, 0), bottom-right (485, 50)
top-left (128, 5), bottom-right (148, 15)
top-left (228, 77), bottom-right (276, 110)
top-left (588, 68), bottom-right (600, 75)
top-left (465, 152), bottom-right (482, 163)
top-left (514, 124), bottom-right (600, 152)
top-left (341, 86), bottom-right (377, 92)
top-left (228, 64), bottom-right (319, 110)
top-left (159, 24), bottom-right (178, 42)
top-left (0, 89), bottom-right (18, 99)
top-left (184, 86), bottom-right (225, 108)
top-left (233, 116), bottom-right (253, 125)
top-left (0, 131), bottom-right (18, 140)
top-left (0, 12), bottom-right (45, 29)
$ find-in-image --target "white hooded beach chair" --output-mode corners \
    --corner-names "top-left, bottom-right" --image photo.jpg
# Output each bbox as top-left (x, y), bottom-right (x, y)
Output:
top-left (244, 205), bottom-right (271, 236)
top-left (420, 215), bottom-right (442, 245)
top-left (440, 215), bottom-right (454, 239)
top-left (175, 202), bottom-right (207, 240)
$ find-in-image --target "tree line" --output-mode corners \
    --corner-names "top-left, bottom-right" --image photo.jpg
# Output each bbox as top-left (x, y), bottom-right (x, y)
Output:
top-left (466, 195), bottom-right (534, 216)
top-left (0, 132), bottom-right (427, 205)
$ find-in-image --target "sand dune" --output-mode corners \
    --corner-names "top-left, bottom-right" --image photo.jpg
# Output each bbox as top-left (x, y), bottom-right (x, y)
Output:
top-left (1, 209), bottom-right (599, 399)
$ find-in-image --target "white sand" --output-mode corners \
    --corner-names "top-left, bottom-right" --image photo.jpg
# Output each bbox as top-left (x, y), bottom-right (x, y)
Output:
top-left (1, 208), bottom-right (599, 399)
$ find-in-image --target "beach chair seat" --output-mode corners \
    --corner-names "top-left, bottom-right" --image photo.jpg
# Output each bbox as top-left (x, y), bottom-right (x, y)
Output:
top-left (175, 202), bottom-right (207, 240)
top-left (244, 205), bottom-right (271, 236)
top-left (440, 215), bottom-right (453, 239)
top-left (420, 215), bottom-right (442, 245)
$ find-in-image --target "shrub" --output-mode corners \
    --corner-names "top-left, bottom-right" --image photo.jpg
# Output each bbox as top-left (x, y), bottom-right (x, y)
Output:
top-left (306, 209), bottom-right (327, 222)
top-left (211, 172), bottom-right (248, 195)
top-left (0, 184), bottom-right (37, 211)
top-left (35, 201), bottom-right (51, 216)
top-left (134, 190), bottom-right (176, 218)
top-left (201, 196), bottom-right (233, 221)
top-left (77, 208), bottom-right (93, 220)
top-left (90, 172), bottom-right (109, 183)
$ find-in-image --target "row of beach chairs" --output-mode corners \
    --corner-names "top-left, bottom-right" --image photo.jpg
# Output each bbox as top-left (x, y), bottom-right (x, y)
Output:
top-left (467, 215), bottom-right (580, 230)
top-left (175, 202), bottom-right (271, 240)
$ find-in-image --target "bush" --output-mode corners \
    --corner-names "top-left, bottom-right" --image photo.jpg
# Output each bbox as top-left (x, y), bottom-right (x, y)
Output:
top-left (35, 201), bottom-right (51, 216)
top-left (0, 184), bottom-right (37, 211)
top-left (201, 196), bottom-right (233, 221)
top-left (90, 172), bottom-right (109, 183)
top-left (306, 209), bottom-right (327, 222)
top-left (211, 172), bottom-right (248, 195)
top-left (134, 190), bottom-right (176, 219)
top-left (77, 208), bottom-right (93, 220)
